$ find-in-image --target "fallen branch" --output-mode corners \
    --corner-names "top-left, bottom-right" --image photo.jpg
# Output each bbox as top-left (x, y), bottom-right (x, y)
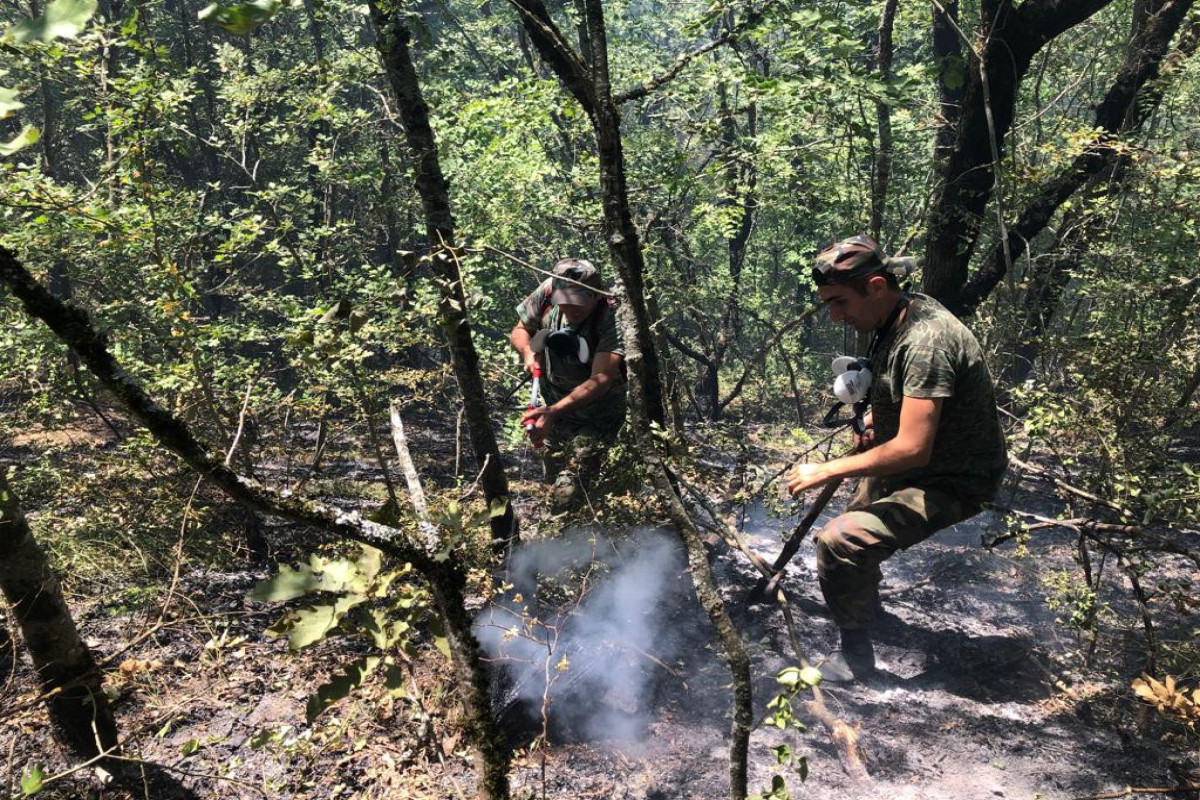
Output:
top-left (1008, 455), bottom-right (1136, 519)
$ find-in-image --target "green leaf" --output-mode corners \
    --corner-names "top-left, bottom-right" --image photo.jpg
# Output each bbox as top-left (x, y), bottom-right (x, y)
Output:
top-left (355, 544), bottom-right (382, 582)
top-left (0, 125), bottom-right (40, 157)
top-left (427, 614), bottom-right (451, 659)
top-left (318, 297), bottom-right (352, 324)
top-left (798, 666), bottom-right (822, 687)
top-left (305, 655), bottom-right (381, 723)
top-left (309, 555), bottom-right (360, 593)
top-left (180, 738), bottom-right (202, 757)
top-left (285, 595), bottom-right (361, 649)
top-left (489, 496), bottom-right (510, 519)
top-left (248, 563), bottom-right (318, 602)
top-left (20, 764), bottom-right (45, 796)
top-left (383, 662), bottom-right (408, 698)
top-left (6, 0), bottom-right (97, 43)
top-left (0, 83), bottom-right (26, 121)
top-left (198, 0), bottom-right (285, 35)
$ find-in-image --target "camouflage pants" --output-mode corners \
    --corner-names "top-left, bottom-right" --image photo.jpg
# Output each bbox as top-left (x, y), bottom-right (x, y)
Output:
top-left (815, 479), bottom-right (982, 630)
top-left (541, 417), bottom-right (622, 486)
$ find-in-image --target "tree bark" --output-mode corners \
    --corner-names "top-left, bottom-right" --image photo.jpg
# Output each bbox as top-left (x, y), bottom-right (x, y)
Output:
top-left (870, 0), bottom-right (899, 241)
top-left (368, 0), bottom-right (517, 549)
top-left (960, 0), bottom-right (1197, 312)
top-left (0, 470), bottom-right (120, 764)
top-left (923, 0), bottom-right (1115, 312)
top-left (931, 0), bottom-right (964, 169)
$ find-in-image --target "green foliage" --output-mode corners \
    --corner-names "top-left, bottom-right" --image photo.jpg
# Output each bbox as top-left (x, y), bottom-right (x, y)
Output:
top-left (250, 545), bottom-right (436, 722)
top-left (1043, 568), bottom-right (1100, 631)
top-left (751, 665), bottom-right (817, 799)
top-left (20, 764), bottom-right (46, 796)
top-left (199, 0), bottom-right (289, 35)
top-left (4, 0), bottom-right (97, 44)
top-left (0, 0), bottom-right (96, 156)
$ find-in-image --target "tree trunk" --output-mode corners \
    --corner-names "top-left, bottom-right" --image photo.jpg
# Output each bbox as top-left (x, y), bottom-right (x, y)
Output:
top-left (961, 1), bottom-right (1197, 313)
top-left (923, 0), bottom-right (1115, 312)
top-left (0, 470), bottom-right (121, 764)
top-left (870, 0), bottom-right (898, 241)
top-left (368, 0), bottom-right (517, 549)
top-left (931, 0), bottom-right (964, 169)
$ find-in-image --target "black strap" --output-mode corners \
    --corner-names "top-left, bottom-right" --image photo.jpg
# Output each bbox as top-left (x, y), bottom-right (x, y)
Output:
top-left (866, 293), bottom-right (909, 361)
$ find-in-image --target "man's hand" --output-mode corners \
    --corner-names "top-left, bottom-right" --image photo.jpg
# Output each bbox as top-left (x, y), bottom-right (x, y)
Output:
top-left (521, 405), bottom-right (558, 447)
top-left (854, 410), bottom-right (875, 451)
top-left (784, 462), bottom-right (830, 498)
top-left (523, 349), bottom-right (540, 375)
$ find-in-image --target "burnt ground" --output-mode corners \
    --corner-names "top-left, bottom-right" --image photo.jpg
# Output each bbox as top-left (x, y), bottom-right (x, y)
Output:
top-left (2, 415), bottom-right (1198, 800)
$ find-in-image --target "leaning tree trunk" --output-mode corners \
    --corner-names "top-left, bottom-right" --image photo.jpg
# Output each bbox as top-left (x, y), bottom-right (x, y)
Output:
top-left (923, 0), bottom-right (1115, 312)
top-left (0, 469), bottom-right (120, 764)
top-left (368, 0), bottom-right (517, 549)
top-left (960, 0), bottom-right (1198, 313)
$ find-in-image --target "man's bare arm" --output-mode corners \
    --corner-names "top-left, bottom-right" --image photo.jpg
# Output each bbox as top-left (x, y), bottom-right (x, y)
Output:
top-left (786, 396), bottom-right (942, 496)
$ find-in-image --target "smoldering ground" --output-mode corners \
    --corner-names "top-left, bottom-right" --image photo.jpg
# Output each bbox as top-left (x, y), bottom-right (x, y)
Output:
top-left (474, 528), bottom-right (692, 744)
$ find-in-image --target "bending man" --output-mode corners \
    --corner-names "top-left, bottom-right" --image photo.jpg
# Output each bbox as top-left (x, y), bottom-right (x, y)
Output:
top-left (786, 235), bottom-right (1008, 682)
top-left (511, 258), bottom-right (626, 507)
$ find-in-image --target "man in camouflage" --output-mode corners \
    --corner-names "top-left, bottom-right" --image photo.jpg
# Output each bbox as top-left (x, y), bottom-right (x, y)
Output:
top-left (511, 258), bottom-right (626, 507)
top-left (785, 234), bottom-right (1008, 682)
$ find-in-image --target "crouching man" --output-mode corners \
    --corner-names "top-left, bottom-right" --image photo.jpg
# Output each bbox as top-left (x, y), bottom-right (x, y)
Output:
top-left (786, 235), bottom-right (1008, 682)
top-left (511, 258), bottom-right (626, 508)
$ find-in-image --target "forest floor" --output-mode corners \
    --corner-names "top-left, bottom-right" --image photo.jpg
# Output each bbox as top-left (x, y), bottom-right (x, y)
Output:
top-left (1, 407), bottom-right (1197, 800)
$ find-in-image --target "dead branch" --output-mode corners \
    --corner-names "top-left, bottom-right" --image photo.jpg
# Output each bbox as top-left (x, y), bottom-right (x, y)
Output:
top-left (1009, 455), bottom-right (1137, 518)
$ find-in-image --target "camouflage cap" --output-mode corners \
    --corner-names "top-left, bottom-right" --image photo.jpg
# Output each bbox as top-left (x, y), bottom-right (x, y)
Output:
top-left (550, 258), bottom-right (603, 305)
top-left (812, 235), bottom-right (885, 286)
top-left (811, 234), bottom-right (916, 287)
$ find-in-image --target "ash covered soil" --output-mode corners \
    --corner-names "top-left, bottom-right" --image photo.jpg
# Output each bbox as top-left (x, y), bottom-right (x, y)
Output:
top-left (2, 423), bottom-right (1196, 800)
top-left (495, 490), bottom-right (1193, 800)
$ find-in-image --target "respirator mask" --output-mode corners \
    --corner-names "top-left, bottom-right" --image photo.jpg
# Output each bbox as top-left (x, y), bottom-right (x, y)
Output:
top-left (831, 356), bottom-right (872, 404)
top-left (529, 328), bottom-right (590, 364)
top-left (821, 355), bottom-right (872, 432)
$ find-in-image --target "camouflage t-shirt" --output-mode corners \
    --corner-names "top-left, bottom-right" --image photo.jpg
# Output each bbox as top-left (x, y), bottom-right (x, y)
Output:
top-left (516, 280), bottom-right (626, 429)
top-left (867, 293), bottom-right (1008, 503)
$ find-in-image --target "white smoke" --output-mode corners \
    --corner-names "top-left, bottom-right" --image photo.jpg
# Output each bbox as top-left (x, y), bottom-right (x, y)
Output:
top-left (473, 528), bottom-right (686, 742)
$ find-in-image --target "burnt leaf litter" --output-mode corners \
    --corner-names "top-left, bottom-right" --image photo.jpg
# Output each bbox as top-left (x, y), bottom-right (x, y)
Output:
top-left (1, 416), bottom-right (1196, 800)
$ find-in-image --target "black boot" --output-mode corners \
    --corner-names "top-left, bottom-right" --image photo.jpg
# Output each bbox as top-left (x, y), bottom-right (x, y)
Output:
top-left (819, 628), bottom-right (876, 683)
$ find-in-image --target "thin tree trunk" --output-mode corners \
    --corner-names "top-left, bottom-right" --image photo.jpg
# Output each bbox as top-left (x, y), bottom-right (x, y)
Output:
top-left (870, 0), bottom-right (898, 240)
top-left (510, 1), bottom-right (751, 794)
top-left (0, 470), bottom-right (120, 764)
top-left (368, 0), bottom-right (517, 549)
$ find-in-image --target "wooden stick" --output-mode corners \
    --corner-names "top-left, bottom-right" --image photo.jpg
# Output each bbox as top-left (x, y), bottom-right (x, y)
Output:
top-left (747, 477), bottom-right (843, 603)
